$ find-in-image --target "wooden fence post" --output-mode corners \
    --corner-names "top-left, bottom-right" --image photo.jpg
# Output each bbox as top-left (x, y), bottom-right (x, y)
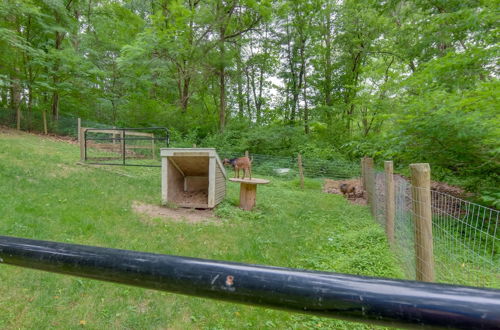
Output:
top-left (42, 111), bottom-right (48, 135)
top-left (384, 161), bottom-right (395, 245)
top-left (365, 157), bottom-right (375, 217)
top-left (77, 118), bottom-right (81, 143)
top-left (361, 157), bottom-right (366, 191)
top-left (79, 127), bottom-right (86, 162)
top-left (298, 153), bottom-right (304, 189)
top-left (410, 163), bottom-right (435, 282)
top-left (152, 137), bottom-right (156, 160)
top-left (121, 130), bottom-right (126, 165)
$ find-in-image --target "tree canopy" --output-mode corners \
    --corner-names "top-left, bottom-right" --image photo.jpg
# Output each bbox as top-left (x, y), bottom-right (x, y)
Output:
top-left (1, 0), bottom-right (498, 199)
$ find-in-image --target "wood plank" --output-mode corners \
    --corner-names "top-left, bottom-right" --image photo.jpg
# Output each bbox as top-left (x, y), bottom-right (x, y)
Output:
top-left (173, 152), bottom-right (211, 157)
top-left (124, 145), bottom-right (154, 149)
top-left (228, 178), bottom-right (270, 184)
top-left (124, 131), bottom-right (153, 137)
top-left (85, 129), bottom-right (123, 135)
top-left (161, 157), bottom-right (169, 205)
top-left (208, 157), bottom-right (216, 208)
top-left (170, 156), bottom-right (209, 176)
top-left (169, 159), bottom-right (185, 177)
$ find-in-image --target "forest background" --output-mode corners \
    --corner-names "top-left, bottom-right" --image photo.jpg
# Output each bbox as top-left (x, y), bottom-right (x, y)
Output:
top-left (1, 0), bottom-right (498, 206)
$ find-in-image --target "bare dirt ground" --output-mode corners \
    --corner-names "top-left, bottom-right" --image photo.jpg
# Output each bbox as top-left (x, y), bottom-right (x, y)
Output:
top-left (0, 125), bottom-right (78, 144)
top-left (323, 178), bottom-right (366, 205)
top-left (323, 175), bottom-right (470, 206)
top-left (173, 191), bottom-right (209, 207)
top-left (132, 201), bottom-right (220, 224)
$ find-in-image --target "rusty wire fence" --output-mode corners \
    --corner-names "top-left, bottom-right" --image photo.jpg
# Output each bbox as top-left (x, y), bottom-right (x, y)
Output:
top-left (373, 170), bottom-right (499, 288)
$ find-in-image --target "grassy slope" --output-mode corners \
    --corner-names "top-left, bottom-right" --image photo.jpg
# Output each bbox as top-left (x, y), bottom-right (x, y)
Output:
top-left (0, 129), bottom-right (402, 329)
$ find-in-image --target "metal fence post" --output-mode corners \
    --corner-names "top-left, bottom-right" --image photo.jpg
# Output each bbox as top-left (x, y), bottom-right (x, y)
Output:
top-left (384, 161), bottom-right (395, 245)
top-left (410, 163), bottom-right (435, 282)
top-left (121, 129), bottom-right (126, 165)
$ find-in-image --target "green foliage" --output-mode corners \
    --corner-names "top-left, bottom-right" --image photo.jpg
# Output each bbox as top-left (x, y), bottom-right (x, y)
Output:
top-left (0, 0), bottom-right (497, 205)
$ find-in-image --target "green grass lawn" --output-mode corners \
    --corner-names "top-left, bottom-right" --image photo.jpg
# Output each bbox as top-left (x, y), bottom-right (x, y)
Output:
top-left (0, 128), bottom-right (403, 329)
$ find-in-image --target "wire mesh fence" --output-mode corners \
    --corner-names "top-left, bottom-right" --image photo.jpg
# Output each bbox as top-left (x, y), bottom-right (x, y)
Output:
top-left (219, 151), bottom-right (360, 180)
top-left (372, 166), bottom-right (499, 288)
top-left (83, 128), bottom-right (169, 167)
top-left (0, 108), bottom-right (111, 137)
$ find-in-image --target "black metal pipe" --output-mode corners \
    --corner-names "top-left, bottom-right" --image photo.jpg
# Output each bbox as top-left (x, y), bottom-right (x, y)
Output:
top-left (121, 128), bottom-right (126, 165)
top-left (84, 129), bottom-right (88, 161)
top-left (0, 236), bottom-right (498, 329)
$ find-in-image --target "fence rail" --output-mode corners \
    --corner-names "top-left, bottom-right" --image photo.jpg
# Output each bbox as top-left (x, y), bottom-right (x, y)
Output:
top-left (365, 158), bottom-right (499, 288)
top-left (1, 235), bottom-right (499, 329)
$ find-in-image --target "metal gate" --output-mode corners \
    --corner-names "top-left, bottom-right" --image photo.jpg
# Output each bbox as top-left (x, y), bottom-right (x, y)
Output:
top-left (81, 127), bottom-right (169, 167)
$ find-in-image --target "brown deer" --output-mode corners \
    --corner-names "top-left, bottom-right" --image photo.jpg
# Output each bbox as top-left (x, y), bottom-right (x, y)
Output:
top-left (223, 157), bottom-right (252, 179)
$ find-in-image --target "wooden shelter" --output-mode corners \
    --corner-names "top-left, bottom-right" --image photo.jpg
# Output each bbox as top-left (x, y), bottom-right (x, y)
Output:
top-left (161, 148), bottom-right (227, 208)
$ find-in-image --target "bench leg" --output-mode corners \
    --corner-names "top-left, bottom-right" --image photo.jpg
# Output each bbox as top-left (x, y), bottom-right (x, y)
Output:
top-left (239, 183), bottom-right (257, 211)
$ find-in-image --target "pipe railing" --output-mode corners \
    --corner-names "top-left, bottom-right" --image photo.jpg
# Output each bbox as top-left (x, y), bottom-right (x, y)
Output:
top-left (0, 236), bottom-right (499, 329)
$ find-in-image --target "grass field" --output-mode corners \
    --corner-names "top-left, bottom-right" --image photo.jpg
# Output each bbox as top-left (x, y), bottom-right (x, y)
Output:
top-left (0, 128), bottom-right (403, 329)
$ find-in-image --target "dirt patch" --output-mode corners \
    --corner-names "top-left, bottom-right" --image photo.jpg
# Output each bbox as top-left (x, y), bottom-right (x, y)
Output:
top-left (132, 201), bottom-right (219, 224)
top-left (323, 178), bottom-right (366, 205)
top-left (172, 191), bottom-right (208, 208)
top-left (431, 181), bottom-right (470, 198)
top-left (36, 132), bottom-right (78, 145)
top-left (0, 126), bottom-right (78, 144)
top-left (324, 174), bottom-right (472, 208)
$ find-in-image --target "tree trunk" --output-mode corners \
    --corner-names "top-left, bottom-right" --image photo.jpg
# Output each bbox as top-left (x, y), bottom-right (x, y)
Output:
top-left (11, 74), bottom-right (21, 130)
top-left (51, 86), bottom-right (59, 121)
top-left (27, 84), bottom-right (33, 131)
top-left (0, 87), bottom-right (7, 109)
top-left (42, 92), bottom-right (48, 134)
top-left (256, 66), bottom-right (264, 124)
top-left (285, 20), bottom-right (297, 123)
top-left (303, 70), bottom-right (309, 134)
top-left (181, 76), bottom-right (190, 113)
top-left (244, 67), bottom-right (252, 119)
top-left (219, 66), bottom-right (226, 132)
top-left (42, 110), bottom-right (48, 135)
top-left (299, 36), bottom-right (308, 134)
top-left (218, 26), bottom-right (226, 132)
top-left (236, 46), bottom-right (245, 118)
top-left (51, 14), bottom-right (67, 122)
top-left (250, 66), bottom-right (259, 122)
top-left (323, 17), bottom-right (333, 127)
